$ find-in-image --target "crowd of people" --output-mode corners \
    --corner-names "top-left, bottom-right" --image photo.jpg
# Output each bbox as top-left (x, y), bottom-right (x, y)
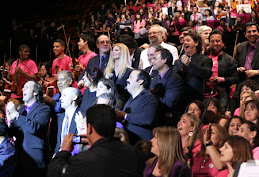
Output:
top-left (1, 0), bottom-right (259, 177)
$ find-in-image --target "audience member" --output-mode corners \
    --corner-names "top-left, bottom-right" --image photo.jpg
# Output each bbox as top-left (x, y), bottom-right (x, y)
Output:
top-left (224, 116), bottom-right (244, 135)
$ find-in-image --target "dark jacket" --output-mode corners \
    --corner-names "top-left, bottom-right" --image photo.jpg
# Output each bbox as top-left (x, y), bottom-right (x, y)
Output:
top-left (131, 47), bottom-right (143, 69)
top-left (48, 137), bottom-right (144, 177)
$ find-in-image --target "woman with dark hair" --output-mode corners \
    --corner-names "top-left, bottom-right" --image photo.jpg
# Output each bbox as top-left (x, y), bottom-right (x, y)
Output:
top-left (224, 116), bottom-right (244, 135)
top-left (185, 100), bottom-right (210, 124)
top-left (133, 12), bottom-right (146, 39)
top-left (237, 121), bottom-right (259, 159)
top-left (217, 136), bottom-right (253, 177)
top-left (80, 67), bottom-right (103, 116)
top-left (143, 126), bottom-right (191, 177)
top-left (244, 99), bottom-right (259, 125)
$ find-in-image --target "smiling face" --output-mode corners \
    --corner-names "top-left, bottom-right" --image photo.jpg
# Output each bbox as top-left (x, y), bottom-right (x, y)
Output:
top-left (148, 26), bottom-right (163, 44)
top-left (96, 35), bottom-right (111, 55)
top-left (77, 38), bottom-right (87, 51)
top-left (228, 118), bottom-right (242, 135)
top-left (112, 46), bottom-right (121, 60)
top-left (245, 25), bottom-right (259, 44)
top-left (22, 81), bottom-right (36, 105)
top-left (57, 72), bottom-right (72, 93)
top-left (150, 133), bottom-right (159, 156)
top-left (53, 42), bottom-right (65, 57)
top-left (177, 115), bottom-right (194, 137)
top-left (183, 35), bottom-right (198, 56)
top-left (244, 102), bottom-right (259, 124)
top-left (219, 142), bottom-right (233, 164)
top-left (187, 103), bottom-right (202, 119)
top-left (126, 70), bottom-right (140, 94)
top-left (201, 30), bottom-right (211, 46)
top-left (152, 51), bottom-right (167, 72)
top-left (19, 48), bottom-right (30, 60)
top-left (60, 88), bottom-right (75, 109)
top-left (210, 34), bottom-right (224, 55)
top-left (147, 46), bottom-right (156, 65)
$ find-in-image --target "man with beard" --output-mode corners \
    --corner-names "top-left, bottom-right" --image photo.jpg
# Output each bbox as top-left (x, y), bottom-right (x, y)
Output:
top-left (140, 25), bottom-right (179, 69)
top-left (205, 29), bottom-right (238, 108)
top-left (115, 70), bottom-right (158, 144)
top-left (51, 39), bottom-right (72, 76)
top-left (9, 44), bottom-right (38, 100)
top-left (197, 25), bottom-right (212, 54)
top-left (235, 22), bottom-right (259, 84)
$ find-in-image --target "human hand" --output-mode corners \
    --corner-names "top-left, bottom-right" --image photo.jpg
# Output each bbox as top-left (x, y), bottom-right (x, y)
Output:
top-left (237, 67), bottom-right (245, 72)
top-left (245, 70), bottom-right (259, 77)
top-left (212, 76), bottom-right (224, 83)
top-left (6, 101), bottom-right (18, 121)
top-left (203, 123), bottom-right (212, 145)
top-left (181, 54), bottom-right (191, 66)
top-left (61, 133), bottom-right (74, 152)
top-left (115, 110), bottom-right (126, 121)
top-left (75, 111), bottom-right (87, 135)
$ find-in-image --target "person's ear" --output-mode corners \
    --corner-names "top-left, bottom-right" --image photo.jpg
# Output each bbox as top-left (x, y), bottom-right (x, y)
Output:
top-left (161, 58), bottom-right (167, 64)
top-left (68, 79), bottom-right (73, 86)
top-left (138, 79), bottom-right (144, 86)
top-left (251, 131), bottom-right (257, 139)
top-left (87, 123), bottom-right (92, 135)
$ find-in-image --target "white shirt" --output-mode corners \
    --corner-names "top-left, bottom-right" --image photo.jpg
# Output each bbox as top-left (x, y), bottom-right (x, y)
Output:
top-left (140, 41), bottom-right (179, 69)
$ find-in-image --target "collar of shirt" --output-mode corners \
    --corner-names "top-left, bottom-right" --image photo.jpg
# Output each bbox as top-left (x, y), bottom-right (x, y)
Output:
top-left (65, 106), bottom-right (78, 119)
top-left (159, 68), bottom-right (170, 79)
top-left (99, 54), bottom-right (107, 60)
top-left (209, 51), bottom-right (222, 59)
top-left (25, 101), bottom-right (37, 114)
top-left (248, 37), bottom-right (259, 48)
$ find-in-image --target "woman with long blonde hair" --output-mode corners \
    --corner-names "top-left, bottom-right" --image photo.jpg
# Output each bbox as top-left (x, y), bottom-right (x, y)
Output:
top-left (105, 43), bottom-right (132, 103)
top-left (143, 126), bottom-right (191, 177)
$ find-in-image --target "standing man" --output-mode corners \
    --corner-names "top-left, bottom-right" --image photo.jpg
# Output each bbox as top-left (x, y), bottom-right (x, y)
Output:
top-left (190, 6), bottom-right (203, 31)
top-left (140, 25), bottom-right (179, 69)
top-left (235, 22), bottom-right (259, 84)
top-left (52, 39), bottom-right (72, 76)
top-left (7, 80), bottom-right (51, 177)
top-left (54, 87), bottom-right (80, 155)
top-left (9, 44), bottom-right (38, 100)
top-left (48, 104), bottom-right (143, 177)
top-left (144, 44), bottom-right (160, 79)
top-left (150, 48), bottom-right (183, 126)
top-left (116, 70), bottom-right (158, 144)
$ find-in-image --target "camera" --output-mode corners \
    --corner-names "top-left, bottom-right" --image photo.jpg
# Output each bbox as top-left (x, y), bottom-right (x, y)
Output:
top-left (72, 135), bottom-right (87, 144)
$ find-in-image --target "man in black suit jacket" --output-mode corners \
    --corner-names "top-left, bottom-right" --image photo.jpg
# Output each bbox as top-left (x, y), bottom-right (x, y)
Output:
top-left (48, 104), bottom-right (144, 177)
top-left (235, 22), bottom-right (259, 84)
top-left (78, 35), bottom-right (111, 84)
top-left (150, 48), bottom-right (183, 126)
top-left (117, 34), bottom-right (143, 69)
top-left (7, 80), bottom-right (51, 177)
top-left (54, 87), bottom-right (80, 155)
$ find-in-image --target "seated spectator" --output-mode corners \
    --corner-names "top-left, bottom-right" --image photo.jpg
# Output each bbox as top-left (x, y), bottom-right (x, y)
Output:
top-left (234, 90), bottom-right (256, 117)
top-left (177, 113), bottom-right (201, 156)
top-left (237, 121), bottom-right (259, 159)
top-left (143, 126), bottom-right (191, 177)
top-left (48, 104), bottom-right (144, 177)
top-left (217, 18), bottom-right (231, 32)
top-left (224, 116), bottom-right (244, 135)
top-left (0, 119), bottom-right (16, 176)
top-left (135, 140), bottom-right (155, 162)
top-left (244, 100), bottom-right (259, 125)
top-left (217, 136), bottom-right (253, 177)
top-left (114, 127), bottom-right (129, 144)
top-left (192, 123), bottom-right (228, 176)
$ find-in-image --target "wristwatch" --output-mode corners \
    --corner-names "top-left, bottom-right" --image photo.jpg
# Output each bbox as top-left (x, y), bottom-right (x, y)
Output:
top-left (205, 141), bottom-right (213, 147)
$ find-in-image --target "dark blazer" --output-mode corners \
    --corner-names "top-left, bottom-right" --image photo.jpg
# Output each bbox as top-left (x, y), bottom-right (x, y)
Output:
top-left (54, 107), bottom-right (79, 154)
top-left (144, 66), bottom-right (159, 79)
top-left (150, 68), bottom-right (183, 110)
top-left (235, 41), bottom-right (259, 83)
top-left (131, 47), bottom-right (143, 69)
top-left (12, 101), bottom-right (51, 168)
top-left (78, 53), bottom-right (110, 81)
top-left (181, 53), bottom-right (213, 102)
top-left (123, 89), bottom-right (158, 144)
top-left (48, 137), bottom-right (144, 177)
top-left (79, 89), bottom-right (96, 116)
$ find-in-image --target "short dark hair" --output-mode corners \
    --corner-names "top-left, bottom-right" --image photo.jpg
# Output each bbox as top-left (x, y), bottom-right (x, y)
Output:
top-left (19, 44), bottom-right (30, 51)
top-left (245, 22), bottom-right (259, 32)
top-left (136, 69), bottom-right (151, 89)
top-left (185, 31), bottom-right (202, 53)
top-left (86, 104), bottom-right (116, 137)
top-left (79, 33), bottom-right (95, 51)
top-left (117, 34), bottom-right (138, 49)
top-left (209, 29), bottom-right (224, 42)
top-left (54, 39), bottom-right (66, 47)
top-left (84, 67), bottom-right (104, 87)
top-left (155, 48), bottom-right (173, 67)
top-left (179, 27), bottom-right (194, 34)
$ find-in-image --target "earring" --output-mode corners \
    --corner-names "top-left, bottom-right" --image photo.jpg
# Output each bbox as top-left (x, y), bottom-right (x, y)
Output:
top-left (189, 132), bottom-right (193, 137)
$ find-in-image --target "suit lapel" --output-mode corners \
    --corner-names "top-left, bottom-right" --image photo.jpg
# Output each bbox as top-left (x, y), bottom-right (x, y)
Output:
top-left (69, 107), bottom-right (79, 134)
top-left (26, 102), bottom-right (40, 117)
top-left (252, 45), bottom-right (259, 67)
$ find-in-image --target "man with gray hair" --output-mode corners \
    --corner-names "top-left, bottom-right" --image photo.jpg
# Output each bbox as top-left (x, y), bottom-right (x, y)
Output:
top-left (197, 25), bottom-right (212, 54)
top-left (140, 25), bottom-right (179, 69)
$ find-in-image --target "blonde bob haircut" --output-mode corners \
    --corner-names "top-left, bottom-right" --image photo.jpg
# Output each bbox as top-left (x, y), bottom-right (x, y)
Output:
top-left (105, 43), bottom-right (132, 79)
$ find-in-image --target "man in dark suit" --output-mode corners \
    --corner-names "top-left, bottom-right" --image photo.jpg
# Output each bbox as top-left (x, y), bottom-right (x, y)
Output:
top-left (54, 87), bottom-right (80, 155)
top-left (78, 35), bottom-right (110, 86)
top-left (7, 80), bottom-right (51, 177)
top-left (116, 70), bottom-right (158, 144)
top-left (150, 48), bottom-right (183, 126)
top-left (235, 22), bottom-right (259, 84)
top-left (48, 104), bottom-right (144, 177)
top-left (117, 34), bottom-right (143, 69)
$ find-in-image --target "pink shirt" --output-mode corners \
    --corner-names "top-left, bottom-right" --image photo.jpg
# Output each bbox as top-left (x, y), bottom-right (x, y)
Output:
top-left (133, 20), bottom-right (146, 33)
top-left (253, 146), bottom-right (259, 160)
top-left (184, 140), bottom-right (202, 157)
top-left (78, 51), bottom-right (97, 68)
top-left (234, 108), bottom-right (240, 116)
top-left (52, 55), bottom-right (72, 76)
top-left (192, 155), bottom-right (220, 177)
top-left (10, 59), bottom-right (38, 98)
top-left (216, 169), bottom-right (229, 177)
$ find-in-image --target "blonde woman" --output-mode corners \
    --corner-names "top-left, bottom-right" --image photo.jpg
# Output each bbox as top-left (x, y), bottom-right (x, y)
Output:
top-left (143, 126), bottom-right (191, 177)
top-left (105, 43), bottom-right (133, 103)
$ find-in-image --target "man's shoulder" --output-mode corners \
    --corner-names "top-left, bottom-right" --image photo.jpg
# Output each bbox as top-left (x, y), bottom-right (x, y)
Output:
top-left (237, 41), bottom-right (248, 49)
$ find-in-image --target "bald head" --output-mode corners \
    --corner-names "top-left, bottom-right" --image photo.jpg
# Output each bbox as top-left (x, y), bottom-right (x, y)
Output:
top-left (60, 87), bottom-right (80, 109)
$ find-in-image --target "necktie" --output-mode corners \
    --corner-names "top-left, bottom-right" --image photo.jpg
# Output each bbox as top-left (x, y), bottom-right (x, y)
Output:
top-left (61, 114), bottom-right (69, 146)
top-left (99, 56), bottom-right (105, 69)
